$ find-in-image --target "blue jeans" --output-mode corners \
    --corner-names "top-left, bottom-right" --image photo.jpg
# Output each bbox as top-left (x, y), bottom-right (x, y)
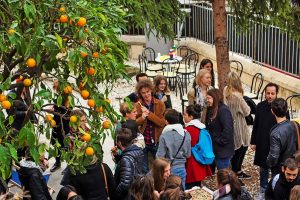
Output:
top-left (172, 167), bottom-right (186, 190)
top-left (215, 157), bottom-right (231, 170)
top-left (143, 144), bottom-right (158, 173)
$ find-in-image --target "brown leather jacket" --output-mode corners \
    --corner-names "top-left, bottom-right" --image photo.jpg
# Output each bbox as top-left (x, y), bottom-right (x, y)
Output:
top-left (136, 98), bottom-right (166, 143)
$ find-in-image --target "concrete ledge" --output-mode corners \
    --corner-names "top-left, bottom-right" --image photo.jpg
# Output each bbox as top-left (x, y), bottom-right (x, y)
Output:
top-left (120, 35), bottom-right (145, 45)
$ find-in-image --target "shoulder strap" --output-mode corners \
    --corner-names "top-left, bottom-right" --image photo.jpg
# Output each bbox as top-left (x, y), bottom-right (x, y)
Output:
top-left (171, 130), bottom-right (186, 165)
top-left (101, 163), bottom-right (109, 198)
top-left (293, 121), bottom-right (300, 149)
top-left (272, 174), bottom-right (280, 191)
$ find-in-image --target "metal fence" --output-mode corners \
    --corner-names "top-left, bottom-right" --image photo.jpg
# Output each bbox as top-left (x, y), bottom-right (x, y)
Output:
top-left (124, 2), bottom-right (300, 77)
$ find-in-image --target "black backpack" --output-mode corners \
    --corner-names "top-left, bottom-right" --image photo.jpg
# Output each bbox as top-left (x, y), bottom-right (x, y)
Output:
top-left (243, 96), bottom-right (257, 125)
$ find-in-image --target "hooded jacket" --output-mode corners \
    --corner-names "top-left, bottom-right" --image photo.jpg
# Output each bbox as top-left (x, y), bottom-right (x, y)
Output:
top-left (114, 145), bottom-right (144, 200)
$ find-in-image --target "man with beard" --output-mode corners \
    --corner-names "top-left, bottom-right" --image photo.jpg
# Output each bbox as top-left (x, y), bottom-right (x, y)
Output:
top-left (265, 158), bottom-right (300, 200)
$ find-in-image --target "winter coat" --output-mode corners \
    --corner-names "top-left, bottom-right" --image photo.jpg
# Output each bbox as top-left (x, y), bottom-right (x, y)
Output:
top-left (136, 97), bottom-right (166, 143)
top-left (265, 172), bottom-right (300, 200)
top-left (251, 100), bottom-right (277, 168)
top-left (224, 90), bottom-right (251, 150)
top-left (18, 167), bottom-right (52, 200)
top-left (266, 120), bottom-right (298, 174)
top-left (185, 119), bottom-right (212, 183)
top-left (52, 105), bottom-right (71, 145)
top-left (206, 103), bottom-right (235, 159)
top-left (156, 124), bottom-right (191, 169)
top-left (61, 162), bottom-right (116, 200)
top-left (114, 145), bottom-right (144, 200)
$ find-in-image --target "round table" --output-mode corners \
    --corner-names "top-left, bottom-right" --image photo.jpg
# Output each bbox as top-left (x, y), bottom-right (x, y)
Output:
top-left (155, 55), bottom-right (182, 63)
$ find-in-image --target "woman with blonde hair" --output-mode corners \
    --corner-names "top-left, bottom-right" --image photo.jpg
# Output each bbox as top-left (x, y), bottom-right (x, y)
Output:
top-left (151, 158), bottom-right (171, 193)
top-left (290, 185), bottom-right (300, 200)
top-left (223, 71), bottom-right (251, 179)
top-left (153, 75), bottom-right (172, 109)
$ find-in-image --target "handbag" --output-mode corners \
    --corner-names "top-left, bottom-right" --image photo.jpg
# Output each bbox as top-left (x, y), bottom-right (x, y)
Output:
top-left (101, 164), bottom-right (110, 200)
top-left (293, 121), bottom-right (300, 162)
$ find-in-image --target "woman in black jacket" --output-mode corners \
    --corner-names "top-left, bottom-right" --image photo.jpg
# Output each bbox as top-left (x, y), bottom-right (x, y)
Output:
top-left (61, 159), bottom-right (116, 200)
top-left (205, 89), bottom-right (235, 170)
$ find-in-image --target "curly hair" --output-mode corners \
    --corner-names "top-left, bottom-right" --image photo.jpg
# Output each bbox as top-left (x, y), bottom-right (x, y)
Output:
top-left (135, 79), bottom-right (154, 100)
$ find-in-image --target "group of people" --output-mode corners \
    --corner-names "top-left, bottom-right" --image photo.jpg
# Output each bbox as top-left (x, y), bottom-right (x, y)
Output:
top-left (2, 57), bottom-right (300, 200)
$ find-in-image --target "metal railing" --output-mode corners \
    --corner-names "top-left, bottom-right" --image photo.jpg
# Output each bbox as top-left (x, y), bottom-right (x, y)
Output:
top-left (123, 2), bottom-right (300, 77)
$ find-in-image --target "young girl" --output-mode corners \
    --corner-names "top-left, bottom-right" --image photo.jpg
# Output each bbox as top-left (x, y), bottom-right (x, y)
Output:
top-left (151, 158), bottom-right (171, 193)
top-left (129, 175), bottom-right (159, 200)
top-left (199, 59), bottom-right (215, 88)
top-left (223, 71), bottom-right (251, 179)
top-left (153, 75), bottom-right (172, 109)
top-left (184, 104), bottom-right (212, 189)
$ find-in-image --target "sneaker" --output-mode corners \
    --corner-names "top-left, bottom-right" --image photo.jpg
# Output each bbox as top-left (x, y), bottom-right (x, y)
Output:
top-left (237, 171), bottom-right (252, 180)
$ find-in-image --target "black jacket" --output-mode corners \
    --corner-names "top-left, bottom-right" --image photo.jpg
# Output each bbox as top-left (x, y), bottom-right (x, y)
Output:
top-left (265, 172), bottom-right (300, 200)
top-left (18, 167), bottom-right (52, 200)
top-left (52, 105), bottom-right (71, 144)
top-left (114, 145), bottom-right (144, 200)
top-left (266, 120), bottom-right (298, 174)
top-left (206, 103), bottom-right (235, 159)
top-left (251, 101), bottom-right (277, 168)
top-left (62, 162), bottom-right (116, 200)
top-left (153, 93), bottom-right (172, 109)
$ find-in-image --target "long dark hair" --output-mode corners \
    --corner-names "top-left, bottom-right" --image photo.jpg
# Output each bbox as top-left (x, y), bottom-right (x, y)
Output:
top-left (129, 175), bottom-right (157, 200)
top-left (200, 59), bottom-right (215, 88)
top-left (216, 169), bottom-right (241, 200)
top-left (152, 158), bottom-right (170, 192)
top-left (207, 89), bottom-right (223, 120)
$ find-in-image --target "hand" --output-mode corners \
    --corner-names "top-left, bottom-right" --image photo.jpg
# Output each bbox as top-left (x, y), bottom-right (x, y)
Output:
top-left (141, 105), bottom-right (148, 113)
top-left (161, 95), bottom-right (167, 102)
top-left (250, 145), bottom-right (256, 151)
top-left (142, 110), bottom-right (149, 119)
top-left (111, 146), bottom-right (118, 156)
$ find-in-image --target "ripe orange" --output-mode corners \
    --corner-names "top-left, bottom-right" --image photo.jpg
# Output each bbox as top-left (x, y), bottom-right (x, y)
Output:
top-left (63, 85), bottom-right (72, 94)
top-left (92, 52), bottom-right (99, 58)
top-left (70, 115), bottom-right (77, 123)
top-left (77, 17), bottom-right (87, 27)
top-left (81, 90), bottom-right (89, 100)
top-left (23, 79), bottom-right (32, 87)
top-left (80, 51), bottom-right (88, 58)
top-left (87, 99), bottom-right (95, 107)
top-left (0, 94), bottom-right (6, 102)
top-left (102, 120), bottom-right (110, 129)
top-left (87, 67), bottom-right (95, 76)
top-left (101, 46), bottom-right (109, 54)
top-left (104, 98), bottom-right (111, 104)
top-left (82, 133), bottom-right (91, 142)
top-left (85, 147), bottom-right (94, 156)
top-left (50, 119), bottom-right (56, 127)
top-left (1, 100), bottom-right (11, 109)
top-left (45, 114), bottom-right (53, 121)
top-left (26, 58), bottom-right (36, 68)
top-left (59, 7), bottom-right (65, 12)
top-left (95, 106), bottom-right (103, 113)
top-left (7, 29), bottom-right (16, 35)
top-left (60, 15), bottom-right (68, 23)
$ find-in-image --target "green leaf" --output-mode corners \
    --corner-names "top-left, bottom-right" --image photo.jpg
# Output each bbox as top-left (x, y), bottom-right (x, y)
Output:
top-left (30, 147), bottom-right (40, 164)
top-left (55, 33), bottom-right (63, 49)
top-left (7, 92), bottom-right (16, 100)
top-left (8, 116), bottom-right (14, 125)
top-left (57, 95), bottom-right (62, 107)
top-left (6, 143), bottom-right (18, 161)
top-left (38, 144), bottom-right (46, 155)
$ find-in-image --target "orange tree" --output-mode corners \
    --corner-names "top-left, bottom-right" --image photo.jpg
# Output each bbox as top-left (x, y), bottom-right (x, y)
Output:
top-left (0, 0), bottom-right (146, 178)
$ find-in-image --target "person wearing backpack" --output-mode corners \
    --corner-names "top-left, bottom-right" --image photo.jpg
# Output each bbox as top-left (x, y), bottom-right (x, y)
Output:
top-left (184, 104), bottom-right (212, 189)
top-left (156, 109), bottom-right (191, 190)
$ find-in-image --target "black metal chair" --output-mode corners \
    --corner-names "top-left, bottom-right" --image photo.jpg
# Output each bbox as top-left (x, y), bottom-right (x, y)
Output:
top-left (175, 75), bottom-right (189, 113)
top-left (286, 94), bottom-right (300, 119)
top-left (230, 60), bottom-right (243, 77)
top-left (177, 53), bottom-right (199, 93)
top-left (142, 47), bottom-right (156, 64)
top-left (138, 54), bottom-right (159, 78)
top-left (177, 45), bottom-right (193, 62)
top-left (162, 58), bottom-right (180, 91)
top-left (244, 73), bottom-right (264, 99)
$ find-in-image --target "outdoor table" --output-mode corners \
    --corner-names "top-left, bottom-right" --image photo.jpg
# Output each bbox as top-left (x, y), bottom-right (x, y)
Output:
top-left (155, 55), bottom-right (183, 63)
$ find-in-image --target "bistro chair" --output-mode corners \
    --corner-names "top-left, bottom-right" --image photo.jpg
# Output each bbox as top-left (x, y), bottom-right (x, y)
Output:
top-left (175, 75), bottom-right (189, 113)
top-left (244, 73), bottom-right (264, 100)
top-left (177, 53), bottom-right (199, 93)
top-left (138, 55), bottom-right (160, 78)
top-left (142, 47), bottom-right (156, 64)
top-left (162, 58), bottom-right (180, 91)
top-left (230, 60), bottom-right (243, 77)
top-left (286, 94), bottom-right (300, 119)
top-left (177, 45), bottom-right (193, 62)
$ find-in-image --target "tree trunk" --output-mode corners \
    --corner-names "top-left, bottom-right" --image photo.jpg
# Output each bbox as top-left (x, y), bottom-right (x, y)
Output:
top-left (212, 0), bottom-right (230, 91)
